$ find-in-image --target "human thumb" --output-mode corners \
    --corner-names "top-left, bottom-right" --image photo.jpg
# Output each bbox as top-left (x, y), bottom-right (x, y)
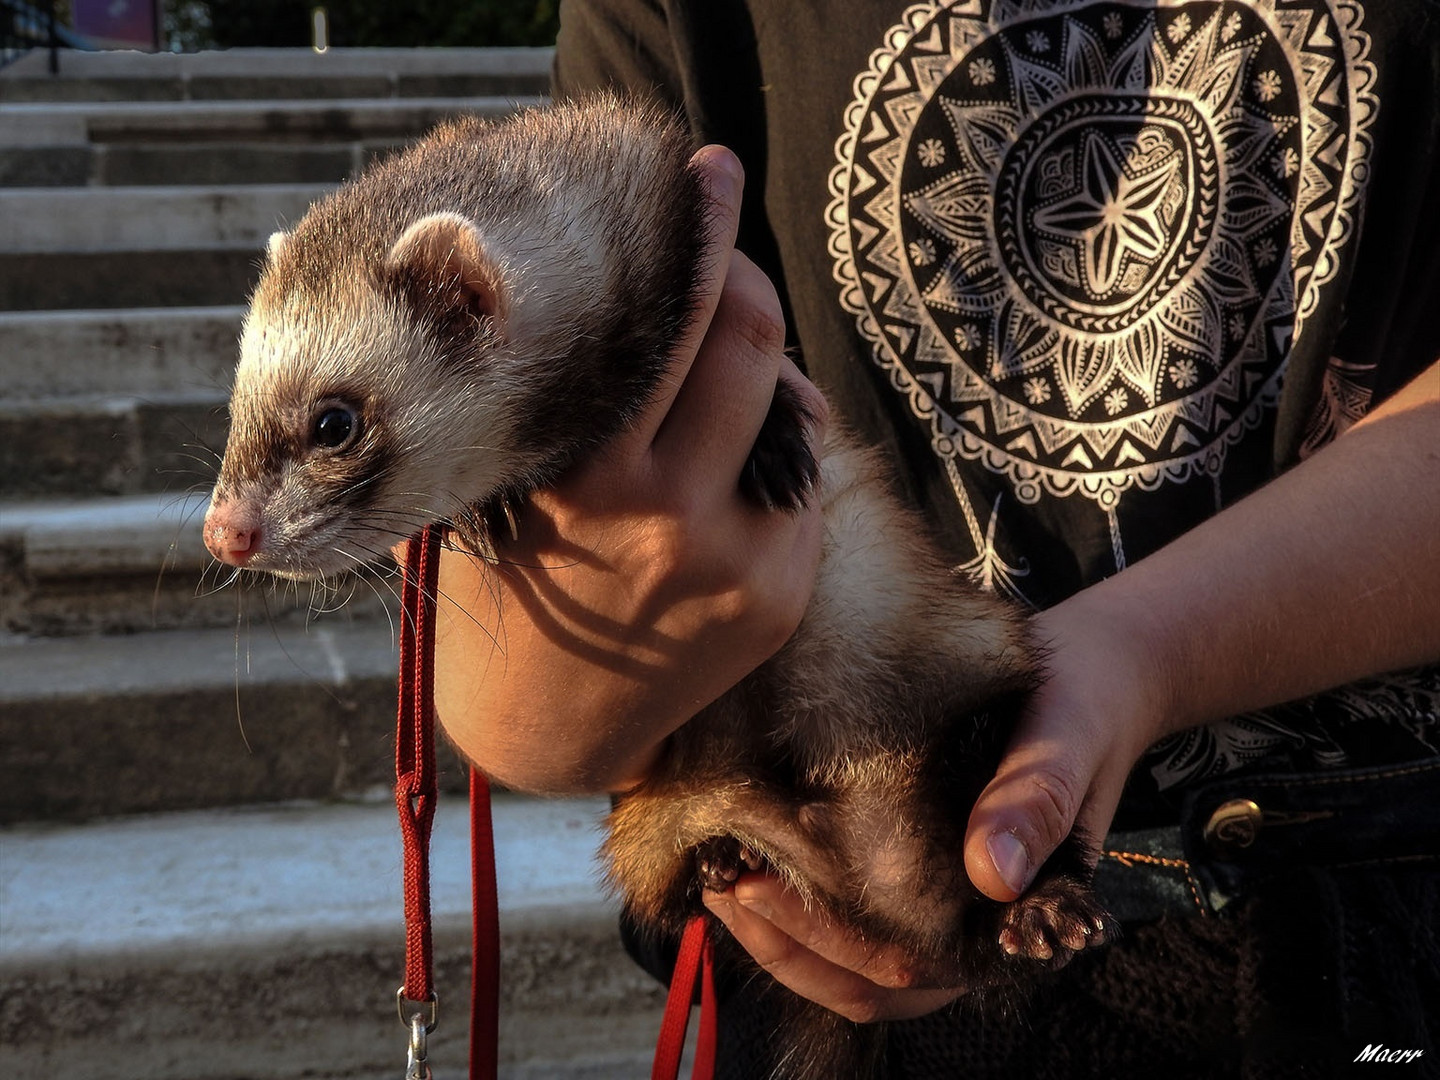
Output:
top-left (961, 722), bottom-right (1110, 903)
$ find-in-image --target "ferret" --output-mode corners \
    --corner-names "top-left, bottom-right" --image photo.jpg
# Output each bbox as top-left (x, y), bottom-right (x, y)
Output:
top-left (203, 96), bottom-right (1111, 1080)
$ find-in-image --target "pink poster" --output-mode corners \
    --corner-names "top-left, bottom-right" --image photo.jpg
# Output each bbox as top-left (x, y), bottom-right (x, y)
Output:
top-left (72, 0), bottom-right (159, 50)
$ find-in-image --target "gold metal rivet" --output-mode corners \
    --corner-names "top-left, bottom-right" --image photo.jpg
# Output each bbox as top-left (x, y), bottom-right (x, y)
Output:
top-left (1203, 798), bottom-right (1262, 854)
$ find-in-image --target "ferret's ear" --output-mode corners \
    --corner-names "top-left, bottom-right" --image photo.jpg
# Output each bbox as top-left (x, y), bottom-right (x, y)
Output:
top-left (266, 230), bottom-right (291, 263)
top-left (384, 212), bottom-right (506, 331)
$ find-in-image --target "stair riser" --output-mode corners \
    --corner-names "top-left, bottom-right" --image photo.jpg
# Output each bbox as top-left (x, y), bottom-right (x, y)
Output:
top-left (0, 565), bottom-right (399, 637)
top-left (2, 97), bottom-right (538, 150)
top-left (0, 143), bottom-right (390, 187)
top-left (3, 184), bottom-right (330, 254)
top-left (0, 71), bottom-right (550, 104)
top-left (0, 676), bottom-right (441, 822)
top-left (0, 919), bottom-right (659, 1080)
top-left (0, 250), bottom-right (260, 310)
top-left (0, 398), bottom-right (228, 498)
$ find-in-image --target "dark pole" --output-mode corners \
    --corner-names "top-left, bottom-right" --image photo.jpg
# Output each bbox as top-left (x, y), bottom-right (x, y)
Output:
top-left (46, 0), bottom-right (56, 74)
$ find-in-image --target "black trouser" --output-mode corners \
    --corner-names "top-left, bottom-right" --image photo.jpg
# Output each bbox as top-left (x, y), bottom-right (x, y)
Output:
top-left (711, 758), bottom-right (1440, 1079)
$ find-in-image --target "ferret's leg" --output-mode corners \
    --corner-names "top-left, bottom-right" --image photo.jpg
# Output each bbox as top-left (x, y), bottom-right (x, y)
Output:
top-left (603, 776), bottom-right (857, 933)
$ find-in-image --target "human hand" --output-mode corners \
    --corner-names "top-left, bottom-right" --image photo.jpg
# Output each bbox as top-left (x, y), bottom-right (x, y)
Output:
top-left (961, 591), bottom-right (1173, 901)
top-left (702, 873), bottom-right (966, 1023)
top-left (421, 145), bottom-right (829, 794)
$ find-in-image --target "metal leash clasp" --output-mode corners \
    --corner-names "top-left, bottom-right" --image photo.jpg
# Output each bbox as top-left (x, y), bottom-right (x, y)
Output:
top-left (398, 988), bottom-right (438, 1080)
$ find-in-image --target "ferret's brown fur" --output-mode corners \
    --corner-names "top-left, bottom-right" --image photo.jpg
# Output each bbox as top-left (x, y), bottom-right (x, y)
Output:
top-left (204, 97), bottom-right (1110, 1080)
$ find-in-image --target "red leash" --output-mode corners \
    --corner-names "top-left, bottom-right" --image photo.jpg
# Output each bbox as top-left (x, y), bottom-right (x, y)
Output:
top-left (652, 915), bottom-right (718, 1080)
top-left (469, 763), bottom-right (499, 1080)
top-left (397, 526), bottom-right (714, 1080)
top-left (396, 527), bottom-right (499, 1080)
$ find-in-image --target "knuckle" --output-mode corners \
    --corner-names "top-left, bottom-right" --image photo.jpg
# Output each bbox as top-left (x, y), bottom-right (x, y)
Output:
top-left (641, 511), bottom-right (700, 572)
top-left (720, 271), bottom-right (786, 360)
top-left (1022, 768), bottom-right (1082, 851)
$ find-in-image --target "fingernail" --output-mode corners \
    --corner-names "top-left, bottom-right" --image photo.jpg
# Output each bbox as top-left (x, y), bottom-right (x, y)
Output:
top-left (694, 145), bottom-right (743, 194)
top-left (987, 831), bottom-right (1031, 895)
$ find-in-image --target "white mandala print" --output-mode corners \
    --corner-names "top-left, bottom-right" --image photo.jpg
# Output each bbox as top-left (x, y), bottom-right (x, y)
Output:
top-left (826, 0), bottom-right (1377, 518)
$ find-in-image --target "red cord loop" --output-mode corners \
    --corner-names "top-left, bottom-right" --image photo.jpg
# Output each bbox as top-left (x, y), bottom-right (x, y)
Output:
top-left (396, 526), bottom-right (444, 1007)
top-left (652, 915), bottom-right (718, 1080)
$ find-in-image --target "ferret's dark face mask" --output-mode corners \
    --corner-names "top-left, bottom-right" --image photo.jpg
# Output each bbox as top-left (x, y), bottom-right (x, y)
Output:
top-left (205, 265), bottom-right (516, 580)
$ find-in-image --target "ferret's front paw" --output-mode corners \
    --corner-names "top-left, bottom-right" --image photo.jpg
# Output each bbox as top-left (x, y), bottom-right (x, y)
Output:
top-left (694, 836), bottom-right (764, 894)
top-left (741, 379), bottom-right (820, 512)
top-left (997, 877), bottom-right (1112, 967)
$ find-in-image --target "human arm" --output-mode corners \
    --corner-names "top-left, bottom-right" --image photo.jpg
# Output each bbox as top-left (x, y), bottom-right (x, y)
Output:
top-left (705, 358), bottom-right (1440, 1019)
top-left (425, 146), bottom-right (828, 794)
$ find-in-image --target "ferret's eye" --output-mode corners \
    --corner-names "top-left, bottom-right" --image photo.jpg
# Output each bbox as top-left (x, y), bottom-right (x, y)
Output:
top-left (312, 406), bottom-right (358, 450)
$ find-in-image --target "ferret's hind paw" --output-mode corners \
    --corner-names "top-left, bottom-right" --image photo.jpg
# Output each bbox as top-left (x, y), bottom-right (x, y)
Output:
top-left (694, 836), bottom-right (765, 894)
top-left (997, 877), bottom-right (1112, 967)
top-left (695, 835), bottom-right (744, 894)
top-left (741, 378), bottom-right (820, 512)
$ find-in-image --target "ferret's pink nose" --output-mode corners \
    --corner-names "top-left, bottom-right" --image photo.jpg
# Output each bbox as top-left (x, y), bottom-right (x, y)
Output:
top-left (204, 503), bottom-right (260, 567)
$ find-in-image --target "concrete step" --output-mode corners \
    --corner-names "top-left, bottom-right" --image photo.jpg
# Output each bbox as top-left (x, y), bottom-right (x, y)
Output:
top-left (0, 95), bottom-right (537, 186)
top-left (0, 248), bottom-right (259, 310)
top-left (0, 183), bottom-right (324, 312)
top-left (0, 617), bottom-right (440, 822)
top-left (0, 390), bottom-right (228, 497)
top-left (0, 794), bottom-right (671, 1079)
top-left (0, 491), bottom-right (400, 635)
top-left (0, 306), bottom-right (242, 400)
top-left (1, 139), bottom-right (369, 187)
top-left (2, 183), bottom-right (330, 253)
top-left (0, 95), bottom-right (538, 149)
top-left (0, 307), bottom-right (241, 498)
top-left (0, 46), bottom-right (553, 103)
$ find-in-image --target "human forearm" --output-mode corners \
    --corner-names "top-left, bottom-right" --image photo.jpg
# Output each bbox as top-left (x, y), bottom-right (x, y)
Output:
top-left (964, 359), bottom-right (1440, 902)
top-left (1073, 360), bottom-right (1440, 740)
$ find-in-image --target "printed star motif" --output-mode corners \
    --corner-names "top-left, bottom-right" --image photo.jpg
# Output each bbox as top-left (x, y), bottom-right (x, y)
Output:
top-left (1023, 377), bottom-right (1052, 404)
top-left (1032, 131), bottom-right (1180, 297)
top-left (917, 138), bottom-right (947, 167)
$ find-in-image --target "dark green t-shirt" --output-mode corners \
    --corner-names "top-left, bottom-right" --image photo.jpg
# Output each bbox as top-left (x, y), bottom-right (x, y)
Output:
top-left (554, 0), bottom-right (1440, 802)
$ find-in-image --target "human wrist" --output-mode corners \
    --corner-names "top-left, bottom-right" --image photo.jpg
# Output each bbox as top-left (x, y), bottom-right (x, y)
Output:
top-left (1032, 576), bottom-right (1186, 760)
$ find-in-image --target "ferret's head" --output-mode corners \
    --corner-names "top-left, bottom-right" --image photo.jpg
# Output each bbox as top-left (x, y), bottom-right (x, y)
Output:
top-left (204, 212), bottom-right (525, 579)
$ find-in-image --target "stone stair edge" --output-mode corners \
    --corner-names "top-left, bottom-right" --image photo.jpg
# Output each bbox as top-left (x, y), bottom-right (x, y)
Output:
top-left (0, 789), bottom-right (663, 1080)
top-left (0, 792), bottom-right (614, 964)
top-left (1, 46), bottom-right (555, 80)
top-left (0, 94), bottom-right (545, 147)
top-left (0, 387), bottom-right (228, 412)
top-left (1, 182), bottom-right (332, 254)
top-left (0, 305), bottom-right (242, 399)
top-left (2, 490), bottom-right (212, 576)
top-left (0, 617), bottom-right (411, 820)
top-left (0, 614), bottom-right (400, 699)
